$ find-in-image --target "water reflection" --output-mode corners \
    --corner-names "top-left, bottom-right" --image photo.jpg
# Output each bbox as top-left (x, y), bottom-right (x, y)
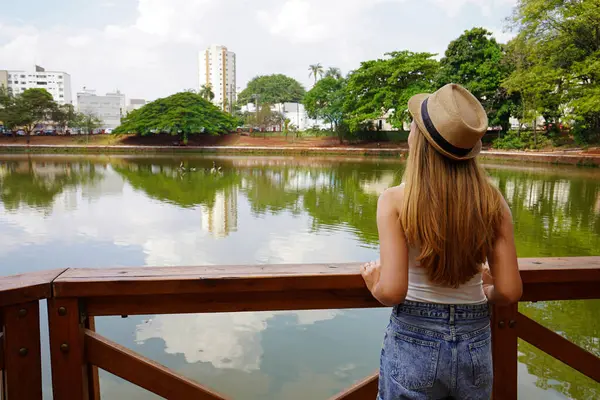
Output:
top-left (0, 155), bottom-right (598, 399)
top-left (135, 310), bottom-right (339, 372)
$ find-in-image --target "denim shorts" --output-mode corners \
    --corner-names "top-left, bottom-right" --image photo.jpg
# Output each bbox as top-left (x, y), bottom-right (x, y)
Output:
top-left (378, 300), bottom-right (492, 400)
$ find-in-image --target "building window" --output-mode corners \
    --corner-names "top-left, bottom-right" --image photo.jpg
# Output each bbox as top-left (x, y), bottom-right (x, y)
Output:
top-left (20, 75), bottom-right (25, 78)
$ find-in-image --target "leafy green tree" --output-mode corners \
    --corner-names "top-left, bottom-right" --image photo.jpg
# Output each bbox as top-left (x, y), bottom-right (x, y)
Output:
top-left (13, 88), bottom-right (57, 140)
top-left (308, 63), bottom-right (324, 85)
top-left (0, 85), bottom-right (18, 132)
top-left (114, 91), bottom-right (236, 142)
top-left (237, 74), bottom-right (305, 105)
top-left (508, 0), bottom-right (600, 143)
top-left (344, 51), bottom-right (439, 132)
top-left (199, 85), bottom-right (215, 101)
top-left (244, 104), bottom-right (284, 132)
top-left (51, 104), bottom-right (79, 134)
top-left (74, 111), bottom-right (103, 134)
top-left (303, 76), bottom-right (347, 142)
top-left (436, 28), bottom-right (517, 133)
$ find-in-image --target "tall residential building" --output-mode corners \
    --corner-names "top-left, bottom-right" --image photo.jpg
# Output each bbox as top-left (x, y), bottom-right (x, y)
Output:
top-left (199, 45), bottom-right (236, 112)
top-left (2, 66), bottom-right (72, 104)
top-left (77, 88), bottom-right (124, 129)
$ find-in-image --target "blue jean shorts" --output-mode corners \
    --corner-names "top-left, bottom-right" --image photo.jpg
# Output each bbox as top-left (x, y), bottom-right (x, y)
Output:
top-left (378, 300), bottom-right (492, 400)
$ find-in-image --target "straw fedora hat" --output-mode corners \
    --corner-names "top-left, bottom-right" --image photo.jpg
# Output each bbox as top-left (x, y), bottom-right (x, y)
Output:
top-left (408, 83), bottom-right (488, 160)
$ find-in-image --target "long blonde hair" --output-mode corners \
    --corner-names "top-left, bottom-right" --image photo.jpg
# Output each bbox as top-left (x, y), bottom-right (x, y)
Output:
top-left (400, 127), bottom-right (503, 287)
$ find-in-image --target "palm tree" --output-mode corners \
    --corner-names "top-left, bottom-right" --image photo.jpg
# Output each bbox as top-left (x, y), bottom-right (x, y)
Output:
top-left (324, 67), bottom-right (342, 79)
top-left (308, 63), bottom-right (324, 85)
top-left (199, 85), bottom-right (215, 101)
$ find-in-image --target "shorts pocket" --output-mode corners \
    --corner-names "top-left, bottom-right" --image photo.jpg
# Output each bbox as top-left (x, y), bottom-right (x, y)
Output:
top-left (469, 336), bottom-right (492, 387)
top-left (384, 331), bottom-right (440, 390)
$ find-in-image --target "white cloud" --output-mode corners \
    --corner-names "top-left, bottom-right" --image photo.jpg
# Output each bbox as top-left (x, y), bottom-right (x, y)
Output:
top-left (0, 0), bottom-right (517, 101)
top-left (432, 0), bottom-right (517, 17)
top-left (135, 310), bottom-right (339, 371)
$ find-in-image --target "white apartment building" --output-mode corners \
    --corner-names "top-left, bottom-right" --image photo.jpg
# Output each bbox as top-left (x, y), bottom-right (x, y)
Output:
top-left (2, 66), bottom-right (72, 104)
top-left (199, 45), bottom-right (236, 112)
top-left (241, 102), bottom-right (327, 131)
top-left (77, 88), bottom-right (124, 129)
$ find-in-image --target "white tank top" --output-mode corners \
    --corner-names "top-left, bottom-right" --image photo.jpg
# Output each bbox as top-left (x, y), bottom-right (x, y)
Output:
top-left (405, 246), bottom-right (487, 304)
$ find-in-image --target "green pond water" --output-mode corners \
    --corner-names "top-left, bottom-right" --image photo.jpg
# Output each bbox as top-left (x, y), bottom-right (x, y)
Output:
top-left (0, 154), bottom-right (598, 399)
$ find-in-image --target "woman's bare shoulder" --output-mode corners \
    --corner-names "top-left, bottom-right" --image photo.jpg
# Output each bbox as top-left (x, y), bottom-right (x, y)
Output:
top-left (378, 184), bottom-right (405, 213)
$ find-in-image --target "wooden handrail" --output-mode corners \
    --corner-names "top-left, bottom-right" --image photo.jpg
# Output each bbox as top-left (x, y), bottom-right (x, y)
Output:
top-left (1, 257), bottom-right (599, 400)
top-left (0, 268), bottom-right (66, 308)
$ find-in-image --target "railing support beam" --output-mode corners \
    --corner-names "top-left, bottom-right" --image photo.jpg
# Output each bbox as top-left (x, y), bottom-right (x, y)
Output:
top-left (2, 301), bottom-right (43, 400)
top-left (48, 298), bottom-right (89, 400)
top-left (491, 303), bottom-right (518, 400)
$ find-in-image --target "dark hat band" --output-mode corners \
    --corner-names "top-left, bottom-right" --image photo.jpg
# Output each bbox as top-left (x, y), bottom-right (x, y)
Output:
top-left (421, 97), bottom-right (472, 158)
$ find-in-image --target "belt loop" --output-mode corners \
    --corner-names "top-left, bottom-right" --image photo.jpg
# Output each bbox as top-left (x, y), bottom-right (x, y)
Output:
top-left (449, 305), bottom-right (455, 325)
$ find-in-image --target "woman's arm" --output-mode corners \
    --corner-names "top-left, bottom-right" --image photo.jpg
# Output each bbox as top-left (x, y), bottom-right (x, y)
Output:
top-left (485, 198), bottom-right (523, 305)
top-left (361, 187), bottom-right (409, 306)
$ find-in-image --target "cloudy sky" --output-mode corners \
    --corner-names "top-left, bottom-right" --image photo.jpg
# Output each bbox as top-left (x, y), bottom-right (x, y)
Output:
top-left (0, 0), bottom-right (516, 102)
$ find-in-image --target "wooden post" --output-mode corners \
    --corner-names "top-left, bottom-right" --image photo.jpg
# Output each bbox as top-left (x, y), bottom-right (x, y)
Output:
top-left (48, 298), bottom-right (89, 400)
top-left (2, 301), bottom-right (43, 399)
top-left (491, 303), bottom-right (518, 400)
top-left (1, 309), bottom-right (5, 400)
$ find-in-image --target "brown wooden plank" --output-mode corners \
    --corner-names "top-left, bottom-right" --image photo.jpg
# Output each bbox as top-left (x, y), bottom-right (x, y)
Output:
top-left (0, 269), bottom-right (67, 307)
top-left (52, 258), bottom-right (600, 300)
top-left (85, 288), bottom-right (381, 316)
top-left (2, 301), bottom-right (43, 399)
top-left (328, 372), bottom-right (378, 400)
top-left (516, 312), bottom-right (600, 382)
top-left (491, 303), bottom-right (518, 400)
top-left (84, 329), bottom-right (228, 400)
top-left (53, 264), bottom-right (365, 298)
top-left (85, 317), bottom-right (101, 400)
top-left (521, 282), bottom-right (600, 301)
top-left (48, 298), bottom-right (89, 400)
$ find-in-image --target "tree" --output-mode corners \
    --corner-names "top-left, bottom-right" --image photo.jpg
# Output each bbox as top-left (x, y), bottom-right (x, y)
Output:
top-left (13, 88), bottom-right (57, 141)
top-left (114, 91), bottom-right (236, 143)
top-left (244, 104), bottom-right (284, 133)
top-left (308, 63), bottom-right (324, 84)
top-left (237, 74), bottom-right (305, 105)
top-left (344, 51), bottom-right (439, 132)
top-left (75, 111), bottom-right (103, 134)
top-left (508, 0), bottom-right (600, 143)
top-left (52, 104), bottom-right (79, 134)
top-left (303, 76), bottom-right (347, 143)
top-left (324, 67), bottom-right (342, 79)
top-left (199, 85), bottom-right (215, 101)
top-left (436, 28), bottom-right (516, 133)
top-left (0, 86), bottom-right (18, 133)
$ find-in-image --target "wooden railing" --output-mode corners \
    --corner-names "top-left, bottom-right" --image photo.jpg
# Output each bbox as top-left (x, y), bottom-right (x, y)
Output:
top-left (1, 257), bottom-right (599, 399)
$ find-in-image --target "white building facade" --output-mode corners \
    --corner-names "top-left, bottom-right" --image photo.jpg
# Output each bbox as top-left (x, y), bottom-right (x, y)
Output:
top-left (77, 88), bottom-right (123, 129)
top-left (199, 45), bottom-right (236, 112)
top-left (127, 98), bottom-right (146, 114)
top-left (241, 102), bottom-right (327, 131)
top-left (3, 66), bottom-right (72, 104)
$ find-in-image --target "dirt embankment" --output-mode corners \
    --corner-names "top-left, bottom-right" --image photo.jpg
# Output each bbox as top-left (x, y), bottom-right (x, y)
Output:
top-left (0, 133), bottom-right (408, 149)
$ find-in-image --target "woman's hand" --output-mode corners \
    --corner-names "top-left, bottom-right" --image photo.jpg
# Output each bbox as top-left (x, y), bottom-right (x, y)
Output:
top-left (361, 260), bottom-right (381, 293)
top-left (482, 264), bottom-right (494, 300)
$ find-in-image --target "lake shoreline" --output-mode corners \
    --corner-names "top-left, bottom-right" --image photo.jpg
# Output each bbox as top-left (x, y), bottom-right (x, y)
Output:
top-left (0, 144), bottom-right (599, 166)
